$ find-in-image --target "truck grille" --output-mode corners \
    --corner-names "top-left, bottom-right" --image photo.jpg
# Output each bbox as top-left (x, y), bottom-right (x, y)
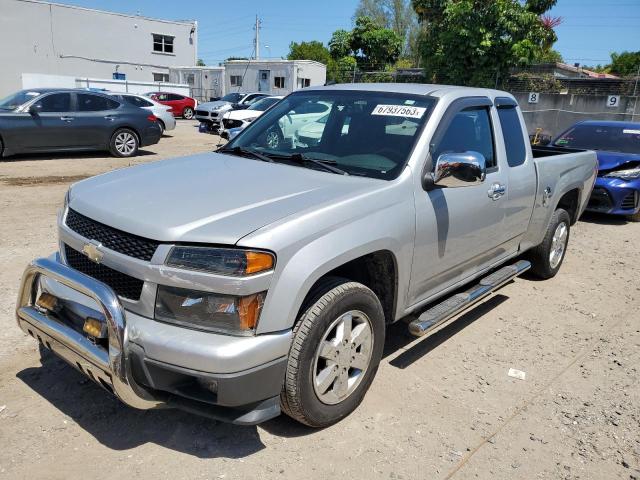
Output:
top-left (621, 191), bottom-right (638, 210)
top-left (66, 209), bottom-right (159, 261)
top-left (195, 110), bottom-right (209, 117)
top-left (64, 245), bottom-right (144, 301)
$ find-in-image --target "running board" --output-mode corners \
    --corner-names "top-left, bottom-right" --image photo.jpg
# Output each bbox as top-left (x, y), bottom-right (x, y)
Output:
top-left (408, 260), bottom-right (531, 337)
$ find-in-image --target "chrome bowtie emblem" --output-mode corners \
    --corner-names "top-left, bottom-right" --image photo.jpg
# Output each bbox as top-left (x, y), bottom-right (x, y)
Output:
top-left (82, 242), bottom-right (104, 264)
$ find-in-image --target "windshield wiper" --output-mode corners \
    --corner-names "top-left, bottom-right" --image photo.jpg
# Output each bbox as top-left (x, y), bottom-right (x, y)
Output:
top-left (218, 146), bottom-right (274, 163)
top-left (265, 152), bottom-right (349, 175)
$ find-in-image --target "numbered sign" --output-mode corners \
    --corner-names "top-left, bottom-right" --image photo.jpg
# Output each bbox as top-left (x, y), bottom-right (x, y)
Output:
top-left (528, 92), bottom-right (539, 104)
top-left (607, 95), bottom-right (620, 108)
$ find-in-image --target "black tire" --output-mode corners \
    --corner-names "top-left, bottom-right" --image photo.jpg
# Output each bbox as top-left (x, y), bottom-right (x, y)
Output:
top-left (182, 107), bottom-right (194, 119)
top-left (264, 126), bottom-right (284, 149)
top-left (281, 277), bottom-right (385, 427)
top-left (157, 119), bottom-right (165, 135)
top-left (109, 128), bottom-right (139, 158)
top-left (627, 211), bottom-right (640, 222)
top-left (528, 208), bottom-right (571, 279)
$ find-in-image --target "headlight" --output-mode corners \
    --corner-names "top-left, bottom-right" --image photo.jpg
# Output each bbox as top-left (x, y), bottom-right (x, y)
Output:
top-left (604, 167), bottom-right (640, 180)
top-left (155, 286), bottom-right (265, 334)
top-left (166, 247), bottom-right (274, 276)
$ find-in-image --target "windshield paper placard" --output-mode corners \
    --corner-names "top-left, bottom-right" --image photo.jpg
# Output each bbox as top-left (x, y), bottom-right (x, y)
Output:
top-left (372, 104), bottom-right (426, 119)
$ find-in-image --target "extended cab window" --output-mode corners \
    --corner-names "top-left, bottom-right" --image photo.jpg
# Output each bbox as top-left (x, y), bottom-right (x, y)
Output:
top-left (33, 93), bottom-right (72, 112)
top-left (498, 106), bottom-right (527, 167)
top-left (433, 107), bottom-right (496, 168)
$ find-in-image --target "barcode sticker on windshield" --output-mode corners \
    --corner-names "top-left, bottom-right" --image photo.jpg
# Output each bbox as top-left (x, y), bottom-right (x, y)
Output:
top-left (372, 104), bottom-right (426, 119)
top-left (623, 129), bottom-right (640, 135)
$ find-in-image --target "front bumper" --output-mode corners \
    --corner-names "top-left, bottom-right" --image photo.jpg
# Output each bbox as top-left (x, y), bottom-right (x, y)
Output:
top-left (16, 256), bottom-right (291, 424)
top-left (586, 177), bottom-right (640, 215)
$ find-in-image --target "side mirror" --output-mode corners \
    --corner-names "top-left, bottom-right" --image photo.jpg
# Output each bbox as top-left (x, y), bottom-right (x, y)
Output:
top-left (423, 151), bottom-right (487, 190)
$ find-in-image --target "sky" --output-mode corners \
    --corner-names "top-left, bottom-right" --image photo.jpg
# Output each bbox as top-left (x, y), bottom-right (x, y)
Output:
top-left (51, 0), bottom-right (640, 68)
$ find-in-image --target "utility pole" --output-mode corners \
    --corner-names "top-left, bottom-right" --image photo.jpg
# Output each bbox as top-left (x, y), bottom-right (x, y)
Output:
top-left (253, 15), bottom-right (261, 60)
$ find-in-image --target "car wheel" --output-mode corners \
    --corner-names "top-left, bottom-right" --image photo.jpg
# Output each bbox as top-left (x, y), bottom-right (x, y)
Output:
top-left (281, 277), bottom-right (385, 427)
top-left (157, 120), bottom-right (165, 135)
top-left (528, 208), bottom-right (571, 279)
top-left (109, 128), bottom-right (139, 158)
top-left (265, 127), bottom-right (283, 149)
top-left (182, 107), bottom-right (194, 120)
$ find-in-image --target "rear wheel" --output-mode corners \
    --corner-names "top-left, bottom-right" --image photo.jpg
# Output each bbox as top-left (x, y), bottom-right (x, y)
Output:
top-left (182, 107), bottom-right (194, 119)
top-left (280, 277), bottom-right (385, 427)
top-left (528, 208), bottom-right (571, 279)
top-left (157, 119), bottom-right (166, 135)
top-left (109, 128), bottom-right (139, 158)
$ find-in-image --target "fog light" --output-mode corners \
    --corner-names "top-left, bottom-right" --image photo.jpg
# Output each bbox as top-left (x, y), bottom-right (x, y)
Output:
top-left (36, 292), bottom-right (59, 312)
top-left (83, 317), bottom-right (108, 339)
top-left (197, 377), bottom-right (218, 394)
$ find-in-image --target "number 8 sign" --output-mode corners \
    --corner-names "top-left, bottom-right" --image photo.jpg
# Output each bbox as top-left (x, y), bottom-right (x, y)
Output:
top-left (607, 95), bottom-right (620, 108)
top-left (528, 92), bottom-right (539, 104)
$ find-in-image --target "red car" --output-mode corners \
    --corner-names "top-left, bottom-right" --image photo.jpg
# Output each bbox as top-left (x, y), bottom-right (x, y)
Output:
top-left (146, 92), bottom-right (196, 119)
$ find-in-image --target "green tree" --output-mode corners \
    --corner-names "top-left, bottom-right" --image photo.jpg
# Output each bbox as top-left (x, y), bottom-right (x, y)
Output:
top-left (328, 56), bottom-right (358, 83)
top-left (329, 29), bottom-right (353, 59)
top-left (608, 51), bottom-right (640, 76)
top-left (287, 41), bottom-right (331, 65)
top-left (412, 0), bottom-right (558, 87)
top-left (196, 58), bottom-right (206, 66)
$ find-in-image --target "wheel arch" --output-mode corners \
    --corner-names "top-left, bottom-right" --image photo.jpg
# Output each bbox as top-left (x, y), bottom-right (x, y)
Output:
top-left (555, 187), bottom-right (581, 225)
top-left (111, 125), bottom-right (141, 144)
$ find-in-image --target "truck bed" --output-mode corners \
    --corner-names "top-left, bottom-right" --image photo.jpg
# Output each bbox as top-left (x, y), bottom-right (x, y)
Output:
top-left (532, 145), bottom-right (587, 158)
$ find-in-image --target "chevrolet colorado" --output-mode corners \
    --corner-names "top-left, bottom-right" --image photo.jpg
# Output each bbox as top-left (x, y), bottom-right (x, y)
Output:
top-left (16, 84), bottom-right (597, 427)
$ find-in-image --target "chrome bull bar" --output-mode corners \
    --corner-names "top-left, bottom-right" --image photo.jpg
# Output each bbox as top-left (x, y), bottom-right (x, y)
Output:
top-left (16, 257), bottom-right (162, 410)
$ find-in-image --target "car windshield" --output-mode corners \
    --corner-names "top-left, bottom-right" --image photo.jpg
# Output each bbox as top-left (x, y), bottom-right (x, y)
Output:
top-left (247, 97), bottom-right (280, 112)
top-left (554, 124), bottom-right (640, 154)
top-left (0, 90), bottom-right (42, 110)
top-left (220, 93), bottom-right (243, 103)
top-left (227, 90), bottom-right (435, 179)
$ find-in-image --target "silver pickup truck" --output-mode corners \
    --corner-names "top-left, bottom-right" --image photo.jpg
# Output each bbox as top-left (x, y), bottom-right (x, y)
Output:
top-left (16, 84), bottom-right (597, 427)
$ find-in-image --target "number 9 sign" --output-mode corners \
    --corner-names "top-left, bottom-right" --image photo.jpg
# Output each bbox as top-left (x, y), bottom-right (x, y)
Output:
top-left (607, 95), bottom-right (620, 108)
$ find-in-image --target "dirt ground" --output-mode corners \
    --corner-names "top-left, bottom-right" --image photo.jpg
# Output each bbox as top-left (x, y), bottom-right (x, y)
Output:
top-left (0, 121), bottom-right (638, 480)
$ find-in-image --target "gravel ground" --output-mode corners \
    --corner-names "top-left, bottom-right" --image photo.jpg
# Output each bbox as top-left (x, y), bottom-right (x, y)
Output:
top-left (0, 121), bottom-right (638, 479)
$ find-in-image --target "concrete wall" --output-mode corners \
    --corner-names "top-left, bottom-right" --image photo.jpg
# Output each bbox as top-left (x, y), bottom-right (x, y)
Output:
top-left (21, 73), bottom-right (191, 96)
top-left (0, 0), bottom-right (197, 96)
top-left (514, 92), bottom-right (640, 137)
top-left (223, 60), bottom-right (327, 96)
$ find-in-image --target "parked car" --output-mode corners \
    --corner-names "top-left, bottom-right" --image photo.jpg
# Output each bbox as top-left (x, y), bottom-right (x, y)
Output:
top-left (16, 84), bottom-right (596, 428)
top-left (0, 89), bottom-right (162, 158)
top-left (220, 95), bottom-right (283, 135)
top-left (552, 120), bottom-right (640, 221)
top-left (195, 92), bottom-right (268, 128)
top-left (108, 92), bottom-right (176, 133)
top-left (145, 92), bottom-right (197, 120)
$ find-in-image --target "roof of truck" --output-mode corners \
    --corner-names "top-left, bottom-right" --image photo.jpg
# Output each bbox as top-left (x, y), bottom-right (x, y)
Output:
top-left (306, 83), bottom-right (512, 98)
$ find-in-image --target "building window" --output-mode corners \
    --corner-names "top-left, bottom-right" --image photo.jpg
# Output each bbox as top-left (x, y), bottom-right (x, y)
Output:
top-left (297, 78), bottom-right (311, 88)
top-left (230, 75), bottom-right (243, 87)
top-left (274, 76), bottom-right (286, 89)
top-left (153, 73), bottom-right (170, 82)
top-left (153, 34), bottom-right (174, 54)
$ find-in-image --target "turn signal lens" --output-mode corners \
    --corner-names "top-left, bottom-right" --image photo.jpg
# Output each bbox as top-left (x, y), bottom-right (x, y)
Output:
top-left (36, 292), bottom-right (59, 312)
top-left (238, 293), bottom-right (264, 330)
top-left (83, 317), bottom-right (108, 339)
top-left (245, 251), bottom-right (274, 274)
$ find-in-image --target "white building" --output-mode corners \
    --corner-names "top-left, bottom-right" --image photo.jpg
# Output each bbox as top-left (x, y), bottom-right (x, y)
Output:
top-left (169, 66), bottom-right (225, 102)
top-left (0, 0), bottom-right (197, 96)
top-left (223, 60), bottom-right (327, 96)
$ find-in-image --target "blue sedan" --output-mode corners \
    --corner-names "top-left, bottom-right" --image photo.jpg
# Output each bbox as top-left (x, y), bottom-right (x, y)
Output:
top-left (552, 120), bottom-right (640, 221)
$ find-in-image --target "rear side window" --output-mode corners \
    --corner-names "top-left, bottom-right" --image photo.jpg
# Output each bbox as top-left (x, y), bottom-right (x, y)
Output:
top-left (167, 94), bottom-right (184, 101)
top-left (76, 94), bottom-right (119, 112)
top-left (123, 96), bottom-right (154, 108)
top-left (33, 93), bottom-right (72, 112)
top-left (433, 107), bottom-right (496, 168)
top-left (498, 106), bottom-right (527, 167)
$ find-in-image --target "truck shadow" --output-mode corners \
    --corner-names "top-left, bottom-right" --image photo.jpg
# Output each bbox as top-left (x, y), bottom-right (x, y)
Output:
top-left (16, 355), bottom-right (267, 458)
top-left (2, 150), bottom-right (156, 162)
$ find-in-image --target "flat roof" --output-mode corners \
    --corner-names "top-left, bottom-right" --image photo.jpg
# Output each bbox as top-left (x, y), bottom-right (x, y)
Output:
top-left (14, 0), bottom-right (196, 26)
top-left (224, 59), bottom-right (326, 68)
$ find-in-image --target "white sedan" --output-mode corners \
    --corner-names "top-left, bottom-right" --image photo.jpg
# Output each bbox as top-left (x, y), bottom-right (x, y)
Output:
top-left (221, 96), bottom-right (284, 133)
top-left (108, 92), bottom-right (176, 133)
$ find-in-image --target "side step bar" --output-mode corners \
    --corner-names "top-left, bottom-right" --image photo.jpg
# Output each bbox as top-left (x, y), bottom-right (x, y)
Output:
top-left (408, 260), bottom-right (531, 337)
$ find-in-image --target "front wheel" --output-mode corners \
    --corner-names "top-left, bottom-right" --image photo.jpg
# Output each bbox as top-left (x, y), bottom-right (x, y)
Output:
top-left (281, 277), bottom-right (385, 427)
top-left (528, 208), bottom-right (571, 279)
top-left (182, 107), bottom-right (194, 119)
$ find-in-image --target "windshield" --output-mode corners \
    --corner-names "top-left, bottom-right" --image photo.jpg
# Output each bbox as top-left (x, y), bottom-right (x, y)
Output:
top-left (227, 90), bottom-right (435, 179)
top-left (554, 124), bottom-right (640, 154)
top-left (220, 93), bottom-right (243, 103)
top-left (247, 97), bottom-right (280, 112)
top-left (0, 90), bottom-right (42, 110)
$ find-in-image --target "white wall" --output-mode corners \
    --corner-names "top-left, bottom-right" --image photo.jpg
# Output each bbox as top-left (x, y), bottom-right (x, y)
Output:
top-left (0, 0), bottom-right (197, 96)
top-left (21, 73), bottom-right (191, 96)
top-left (223, 61), bottom-right (327, 96)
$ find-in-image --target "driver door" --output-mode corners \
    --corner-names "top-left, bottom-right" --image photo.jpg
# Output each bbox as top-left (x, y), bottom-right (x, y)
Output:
top-left (409, 97), bottom-right (513, 306)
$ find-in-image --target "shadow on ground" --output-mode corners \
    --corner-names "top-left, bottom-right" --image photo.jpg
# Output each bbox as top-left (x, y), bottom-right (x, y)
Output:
top-left (2, 149), bottom-right (156, 162)
top-left (579, 211), bottom-right (629, 226)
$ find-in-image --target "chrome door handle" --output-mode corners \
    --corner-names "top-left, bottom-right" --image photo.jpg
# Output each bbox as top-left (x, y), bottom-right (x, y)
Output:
top-left (60, 116), bottom-right (74, 122)
top-left (104, 115), bottom-right (116, 120)
top-left (488, 183), bottom-right (506, 200)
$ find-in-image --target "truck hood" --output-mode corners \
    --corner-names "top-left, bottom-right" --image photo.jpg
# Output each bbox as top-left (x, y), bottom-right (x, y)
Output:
top-left (596, 150), bottom-right (640, 171)
top-left (68, 153), bottom-right (382, 245)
